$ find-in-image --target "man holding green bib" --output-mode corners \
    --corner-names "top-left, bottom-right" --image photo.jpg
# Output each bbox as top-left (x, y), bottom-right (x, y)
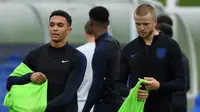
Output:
top-left (116, 4), bottom-right (185, 112)
top-left (5, 10), bottom-right (87, 112)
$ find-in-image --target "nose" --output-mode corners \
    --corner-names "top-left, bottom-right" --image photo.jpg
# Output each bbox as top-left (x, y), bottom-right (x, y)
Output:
top-left (139, 24), bottom-right (145, 30)
top-left (52, 25), bottom-right (58, 31)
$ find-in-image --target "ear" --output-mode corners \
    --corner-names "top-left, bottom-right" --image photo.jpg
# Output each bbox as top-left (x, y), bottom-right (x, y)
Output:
top-left (84, 32), bottom-right (87, 37)
top-left (157, 29), bottom-right (160, 32)
top-left (154, 18), bottom-right (158, 25)
top-left (67, 27), bottom-right (72, 33)
top-left (84, 32), bottom-right (88, 38)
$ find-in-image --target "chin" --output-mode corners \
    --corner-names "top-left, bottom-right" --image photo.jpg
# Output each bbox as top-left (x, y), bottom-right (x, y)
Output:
top-left (139, 35), bottom-right (146, 38)
top-left (52, 39), bottom-right (60, 43)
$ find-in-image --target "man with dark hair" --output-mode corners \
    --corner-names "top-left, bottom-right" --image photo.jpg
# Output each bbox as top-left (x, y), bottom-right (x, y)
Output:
top-left (156, 20), bottom-right (190, 112)
top-left (49, 10), bottom-right (72, 27)
top-left (116, 4), bottom-right (185, 112)
top-left (83, 6), bottom-right (122, 112)
top-left (77, 21), bottom-right (95, 112)
top-left (157, 14), bottom-right (173, 27)
top-left (6, 10), bottom-right (87, 112)
top-left (156, 23), bottom-right (173, 37)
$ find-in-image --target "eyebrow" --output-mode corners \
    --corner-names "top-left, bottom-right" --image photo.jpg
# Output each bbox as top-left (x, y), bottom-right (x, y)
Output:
top-left (49, 21), bottom-right (65, 25)
top-left (135, 22), bottom-right (150, 24)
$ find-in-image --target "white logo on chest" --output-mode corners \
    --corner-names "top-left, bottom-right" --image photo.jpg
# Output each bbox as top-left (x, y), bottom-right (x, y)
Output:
top-left (62, 60), bottom-right (69, 63)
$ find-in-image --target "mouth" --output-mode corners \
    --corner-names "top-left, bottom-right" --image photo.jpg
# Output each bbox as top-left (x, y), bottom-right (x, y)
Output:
top-left (140, 32), bottom-right (146, 35)
top-left (51, 33), bottom-right (59, 37)
top-left (52, 33), bottom-right (59, 35)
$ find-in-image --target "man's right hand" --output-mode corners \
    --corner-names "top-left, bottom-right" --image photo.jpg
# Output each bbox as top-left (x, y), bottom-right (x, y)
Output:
top-left (31, 72), bottom-right (46, 84)
top-left (138, 85), bottom-right (148, 100)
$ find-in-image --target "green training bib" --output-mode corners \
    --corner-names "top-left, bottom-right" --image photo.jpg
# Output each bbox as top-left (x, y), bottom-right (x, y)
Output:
top-left (4, 62), bottom-right (47, 112)
top-left (118, 79), bottom-right (148, 112)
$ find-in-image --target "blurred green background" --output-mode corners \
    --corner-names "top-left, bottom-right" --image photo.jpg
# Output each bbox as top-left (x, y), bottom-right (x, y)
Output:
top-left (158, 0), bottom-right (200, 6)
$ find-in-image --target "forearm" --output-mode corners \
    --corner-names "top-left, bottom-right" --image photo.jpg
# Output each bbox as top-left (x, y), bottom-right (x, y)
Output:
top-left (161, 41), bottom-right (185, 92)
top-left (159, 77), bottom-right (185, 92)
top-left (6, 73), bottom-right (32, 91)
top-left (115, 81), bottom-right (130, 97)
top-left (83, 61), bottom-right (106, 112)
top-left (46, 77), bottom-right (83, 110)
top-left (82, 81), bottom-right (100, 112)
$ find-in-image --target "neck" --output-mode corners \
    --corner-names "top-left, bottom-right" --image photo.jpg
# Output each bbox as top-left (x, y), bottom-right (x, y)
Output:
top-left (143, 29), bottom-right (159, 45)
top-left (86, 35), bottom-right (95, 43)
top-left (50, 39), bottom-right (67, 48)
top-left (94, 29), bottom-right (107, 39)
top-left (87, 39), bottom-right (95, 43)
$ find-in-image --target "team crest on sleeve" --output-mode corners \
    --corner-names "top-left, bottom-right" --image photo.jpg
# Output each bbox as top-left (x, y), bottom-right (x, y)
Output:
top-left (156, 48), bottom-right (166, 59)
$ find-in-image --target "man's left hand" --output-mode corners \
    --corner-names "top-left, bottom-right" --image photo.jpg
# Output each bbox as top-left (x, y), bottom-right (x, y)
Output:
top-left (141, 77), bottom-right (160, 91)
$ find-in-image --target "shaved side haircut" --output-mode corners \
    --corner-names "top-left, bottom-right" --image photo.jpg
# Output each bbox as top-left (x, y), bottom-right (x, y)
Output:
top-left (134, 4), bottom-right (156, 19)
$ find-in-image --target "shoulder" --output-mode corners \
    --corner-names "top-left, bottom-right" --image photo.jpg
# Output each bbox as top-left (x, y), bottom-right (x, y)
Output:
top-left (168, 38), bottom-right (179, 46)
top-left (122, 37), bottom-right (140, 53)
top-left (124, 38), bottom-right (139, 48)
top-left (102, 37), bottom-right (120, 49)
top-left (158, 33), bottom-right (179, 45)
top-left (76, 44), bottom-right (87, 51)
top-left (69, 45), bottom-right (87, 62)
top-left (26, 43), bottom-right (49, 57)
top-left (96, 37), bottom-right (120, 55)
top-left (182, 53), bottom-right (189, 63)
top-left (164, 36), bottom-right (181, 51)
top-left (23, 44), bottom-right (49, 66)
top-left (157, 34), bottom-right (182, 55)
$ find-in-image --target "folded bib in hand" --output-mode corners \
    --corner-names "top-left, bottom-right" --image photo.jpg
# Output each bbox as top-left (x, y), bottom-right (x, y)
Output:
top-left (118, 79), bottom-right (148, 112)
top-left (4, 62), bottom-right (47, 112)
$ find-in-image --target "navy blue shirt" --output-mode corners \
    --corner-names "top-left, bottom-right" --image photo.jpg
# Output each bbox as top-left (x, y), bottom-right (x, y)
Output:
top-left (6, 43), bottom-right (87, 112)
top-left (116, 33), bottom-right (185, 112)
top-left (83, 32), bottom-right (121, 112)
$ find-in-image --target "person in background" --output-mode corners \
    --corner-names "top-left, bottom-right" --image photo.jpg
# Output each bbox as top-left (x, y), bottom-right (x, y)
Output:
top-left (83, 6), bottom-right (122, 112)
top-left (77, 21), bottom-right (95, 112)
top-left (155, 23), bottom-right (173, 37)
top-left (157, 14), bottom-right (173, 27)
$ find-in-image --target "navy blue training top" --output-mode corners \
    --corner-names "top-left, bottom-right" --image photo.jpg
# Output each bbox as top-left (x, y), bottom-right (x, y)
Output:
top-left (6, 43), bottom-right (87, 112)
top-left (83, 32), bottom-right (121, 112)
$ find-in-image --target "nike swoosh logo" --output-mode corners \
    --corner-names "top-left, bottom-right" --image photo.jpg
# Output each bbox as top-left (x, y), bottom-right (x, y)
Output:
top-left (131, 53), bottom-right (137, 58)
top-left (62, 60), bottom-right (69, 63)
